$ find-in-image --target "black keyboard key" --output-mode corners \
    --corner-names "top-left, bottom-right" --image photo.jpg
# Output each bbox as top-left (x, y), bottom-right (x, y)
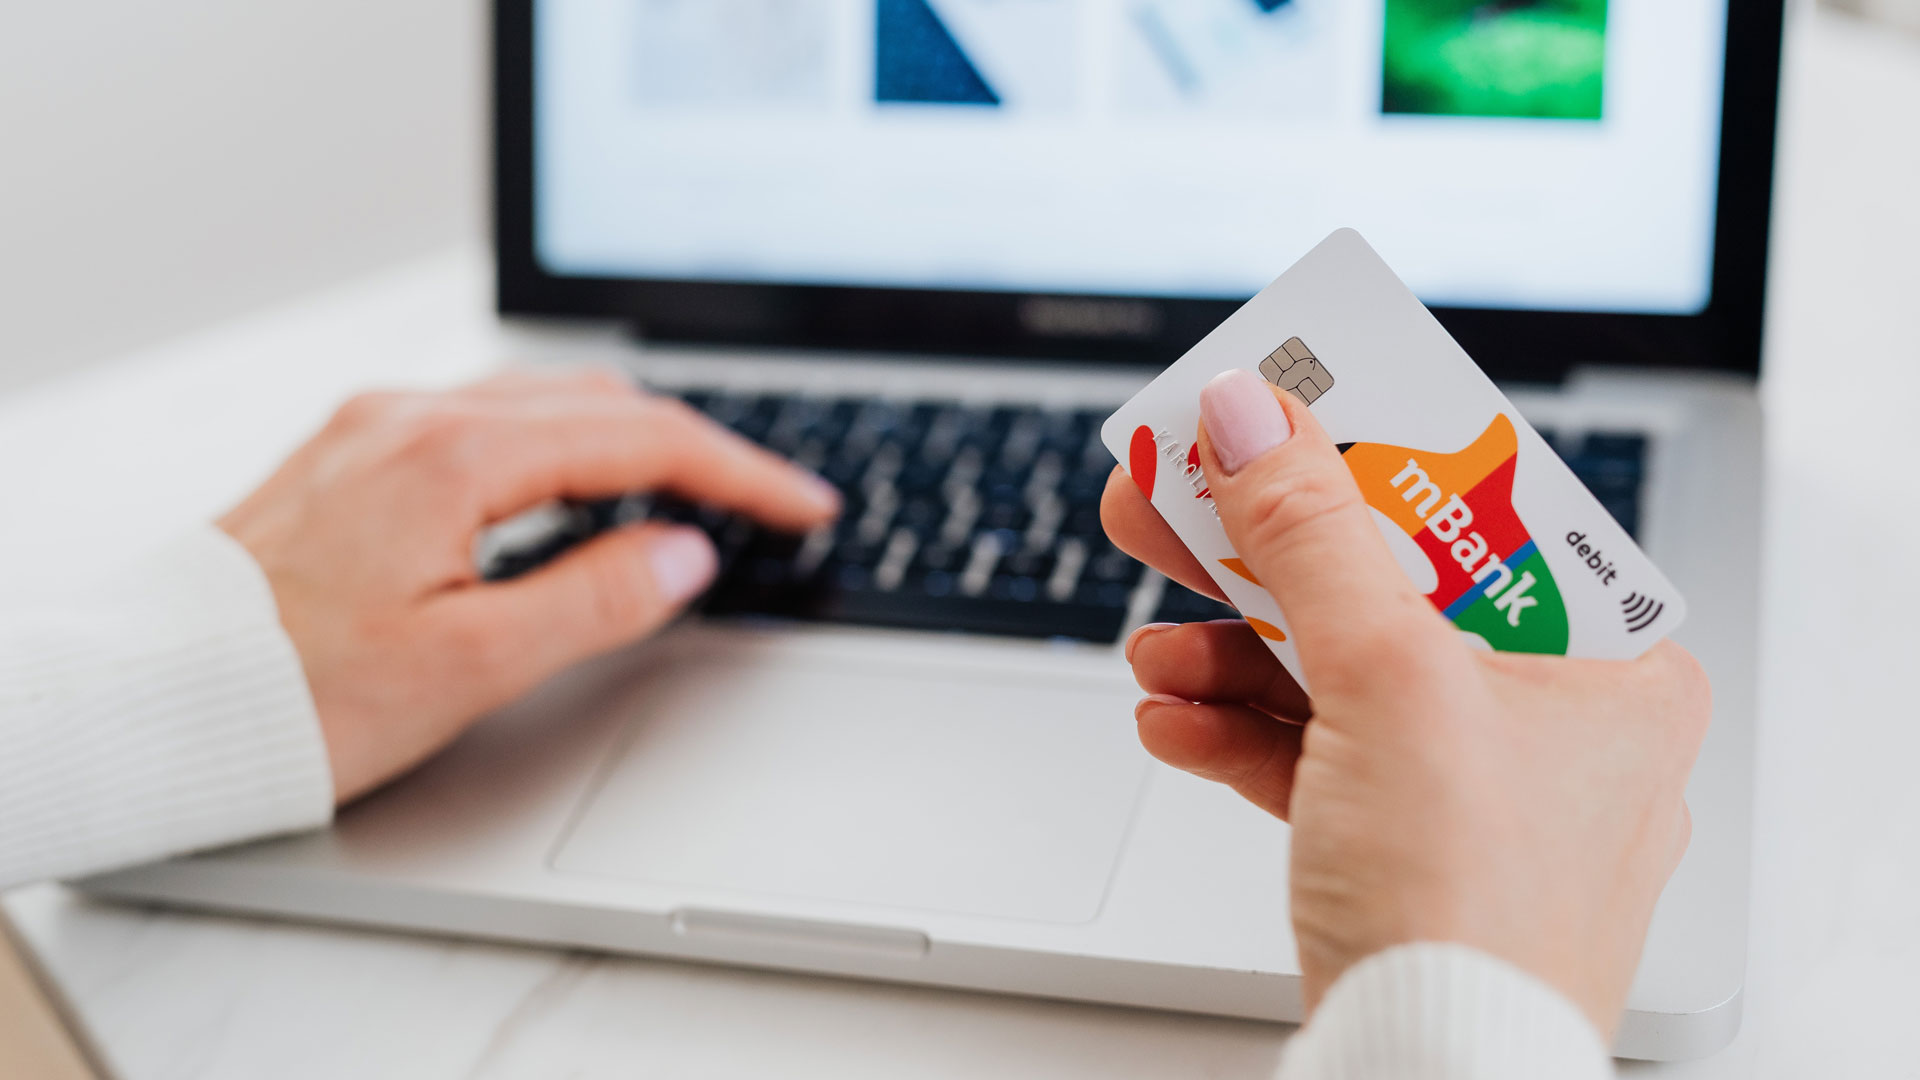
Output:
top-left (897, 458), bottom-right (948, 495)
top-left (764, 398), bottom-right (832, 454)
top-left (1600, 494), bottom-right (1641, 539)
top-left (1562, 430), bottom-right (1649, 540)
top-left (819, 453), bottom-right (862, 492)
top-left (1000, 547), bottom-right (1055, 581)
top-left (806, 589), bottom-right (1129, 642)
top-left (979, 498), bottom-right (1031, 533)
top-left (1061, 470), bottom-right (1107, 506)
top-left (980, 466), bottom-right (1030, 504)
top-left (989, 574), bottom-right (1042, 603)
top-left (913, 541), bottom-right (967, 575)
top-left (739, 532), bottom-right (805, 580)
top-left (1090, 543), bottom-right (1145, 585)
top-left (650, 496), bottom-right (702, 526)
top-left (712, 521), bottom-right (755, 573)
top-left (728, 397), bottom-right (781, 443)
top-left (1078, 580), bottom-right (1135, 612)
top-left (894, 495), bottom-right (944, 534)
top-left (831, 535), bottom-right (887, 571)
top-left (1064, 505), bottom-right (1105, 539)
top-left (580, 497), bottom-right (628, 533)
top-left (687, 390), bottom-right (740, 422)
top-left (1582, 433), bottom-right (1648, 461)
top-left (1037, 410), bottom-right (1093, 456)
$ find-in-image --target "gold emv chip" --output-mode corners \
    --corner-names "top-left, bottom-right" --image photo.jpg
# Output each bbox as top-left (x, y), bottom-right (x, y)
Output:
top-left (1259, 337), bottom-right (1334, 406)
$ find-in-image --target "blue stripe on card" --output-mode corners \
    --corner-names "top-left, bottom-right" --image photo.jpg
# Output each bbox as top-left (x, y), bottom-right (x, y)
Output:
top-left (1442, 539), bottom-right (1540, 621)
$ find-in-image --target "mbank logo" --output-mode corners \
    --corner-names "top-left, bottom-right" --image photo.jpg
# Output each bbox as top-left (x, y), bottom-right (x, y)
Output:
top-left (1340, 415), bottom-right (1570, 655)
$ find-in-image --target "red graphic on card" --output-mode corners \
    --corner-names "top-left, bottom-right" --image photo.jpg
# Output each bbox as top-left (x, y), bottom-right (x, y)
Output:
top-left (1129, 425), bottom-right (1158, 499)
top-left (1186, 444), bottom-right (1210, 499)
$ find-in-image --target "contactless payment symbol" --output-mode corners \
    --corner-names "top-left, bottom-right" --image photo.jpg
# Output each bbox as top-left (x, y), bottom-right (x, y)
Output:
top-left (1340, 415), bottom-right (1571, 656)
top-left (1621, 592), bottom-right (1665, 634)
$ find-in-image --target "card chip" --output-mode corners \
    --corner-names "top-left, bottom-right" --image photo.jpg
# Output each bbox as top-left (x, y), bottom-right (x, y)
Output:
top-left (1259, 337), bottom-right (1335, 406)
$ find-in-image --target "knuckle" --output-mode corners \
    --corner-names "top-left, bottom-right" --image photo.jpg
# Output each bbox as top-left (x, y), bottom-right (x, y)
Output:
top-left (1311, 613), bottom-right (1455, 696)
top-left (390, 405), bottom-right (496, 505)
top-left (650, 399), bottom-right (738, 465)
top-left (646, 395), bottom-right (703, 432)
top-left (401, 405), bottom-right (485, 466)
top-left (574, 367), bottom-right (634, 396)
top-left (330, 391), bottom-right (405, 431)
top-left (1235, 463), bottom-right (1364, 555)
top-left (1183, 626), bottom-right (1252, 689)
top-left (1343, 621), bottom-right (1440, 676)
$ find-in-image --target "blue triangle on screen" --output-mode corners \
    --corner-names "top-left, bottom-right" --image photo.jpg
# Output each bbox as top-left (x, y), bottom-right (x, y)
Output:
top-left (875, 0), bottom-right (1001, 106)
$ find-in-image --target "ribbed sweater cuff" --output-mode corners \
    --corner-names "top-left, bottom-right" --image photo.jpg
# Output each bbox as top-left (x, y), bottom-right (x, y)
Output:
top-left (1281, 943), bottom-right (1613, 1080)
top-left (0, 526), bottom-right (333, 890)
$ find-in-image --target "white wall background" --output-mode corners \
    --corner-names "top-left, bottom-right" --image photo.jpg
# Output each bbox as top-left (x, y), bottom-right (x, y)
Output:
top-left (0, 2), bottom-right (485, 393)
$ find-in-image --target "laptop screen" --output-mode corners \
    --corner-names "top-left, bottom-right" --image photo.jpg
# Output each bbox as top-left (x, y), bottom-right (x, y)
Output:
top-left (533, 0), bottom-right (1730, 317)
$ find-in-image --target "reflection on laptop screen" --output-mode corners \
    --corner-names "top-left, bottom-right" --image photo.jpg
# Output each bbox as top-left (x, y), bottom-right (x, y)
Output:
top-left (534, 0), bottom-right (1730, 315)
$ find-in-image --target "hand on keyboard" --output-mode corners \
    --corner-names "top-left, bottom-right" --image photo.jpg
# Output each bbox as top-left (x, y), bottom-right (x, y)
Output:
top-left (222, 369), bottom-right (841, 802)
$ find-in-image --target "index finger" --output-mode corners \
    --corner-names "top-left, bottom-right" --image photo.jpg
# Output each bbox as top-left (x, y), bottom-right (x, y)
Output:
top-left (469, 396), bottom-right (842, 532)
top-left (1100, 467), bottom-right (1227, 603)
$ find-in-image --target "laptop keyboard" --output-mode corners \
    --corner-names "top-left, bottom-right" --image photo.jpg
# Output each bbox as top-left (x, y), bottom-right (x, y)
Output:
top-left (483, 389), bottom-right (1650, 644)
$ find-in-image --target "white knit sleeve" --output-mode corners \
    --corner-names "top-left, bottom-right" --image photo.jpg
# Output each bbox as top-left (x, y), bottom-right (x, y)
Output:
top-left (1279, 943), bottom-right (1614, 1080)
top-left (0, 526), bottom-right (334, 891)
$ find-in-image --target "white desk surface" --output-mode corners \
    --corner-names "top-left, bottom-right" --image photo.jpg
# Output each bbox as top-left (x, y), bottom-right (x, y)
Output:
top-left (3, 10), bottom-right (1916, 1078)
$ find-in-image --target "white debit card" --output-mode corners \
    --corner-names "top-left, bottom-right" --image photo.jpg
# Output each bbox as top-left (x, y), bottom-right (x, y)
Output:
top-left (1101, 229), bottom-right (1686, 688)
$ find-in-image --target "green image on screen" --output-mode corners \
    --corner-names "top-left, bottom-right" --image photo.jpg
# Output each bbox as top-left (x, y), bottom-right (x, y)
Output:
top-left (1382, 0), bottom-right (1608, 121)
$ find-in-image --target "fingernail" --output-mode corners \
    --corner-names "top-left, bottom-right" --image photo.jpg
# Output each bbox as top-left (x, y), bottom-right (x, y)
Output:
top-left (1136, 694), bottom-right (1191, 712)
top-left (1200, 369), bottom-right (1292, 476)
top-left (1125, 623), bottom-right (1178, 664)
top-left (649, 527), bottom-right (719, 605)
top-left (804, 473), bottom-right (844, 514)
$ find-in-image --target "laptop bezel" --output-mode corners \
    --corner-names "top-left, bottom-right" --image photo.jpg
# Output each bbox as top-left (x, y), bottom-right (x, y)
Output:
top-left (493, 0), bottom-right (1785, 384)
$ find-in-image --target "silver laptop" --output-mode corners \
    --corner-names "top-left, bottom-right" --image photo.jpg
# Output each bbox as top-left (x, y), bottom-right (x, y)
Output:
top-left (86, 0), bottom-right (1783, 1061)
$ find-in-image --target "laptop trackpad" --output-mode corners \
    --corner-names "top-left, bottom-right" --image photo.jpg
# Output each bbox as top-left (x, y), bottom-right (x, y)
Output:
top-left (550, 650), bottom-right (1149, 924)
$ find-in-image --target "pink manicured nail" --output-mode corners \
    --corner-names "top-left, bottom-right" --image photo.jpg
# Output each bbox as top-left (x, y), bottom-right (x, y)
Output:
top-left (804, 473), bottom-right (844, 515)
top-left (1200, 369), bottom-right (1292, 475)
top-left (649, 527), bottom-right (719, 605)
top-left (1125, 623), bottom-right (1178, 664)
top-left (1140, 694), bottom-right (1190, 708)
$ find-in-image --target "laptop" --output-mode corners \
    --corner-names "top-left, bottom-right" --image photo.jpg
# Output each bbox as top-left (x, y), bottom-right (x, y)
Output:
top-left (85, 0), bottom-right (1783, 1061)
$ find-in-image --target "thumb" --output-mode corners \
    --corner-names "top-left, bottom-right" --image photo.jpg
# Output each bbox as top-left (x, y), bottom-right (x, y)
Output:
top-left (1196, 370), bottom-right (1447, 681)
top-left (434, 523), bottom-right (718, 701)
